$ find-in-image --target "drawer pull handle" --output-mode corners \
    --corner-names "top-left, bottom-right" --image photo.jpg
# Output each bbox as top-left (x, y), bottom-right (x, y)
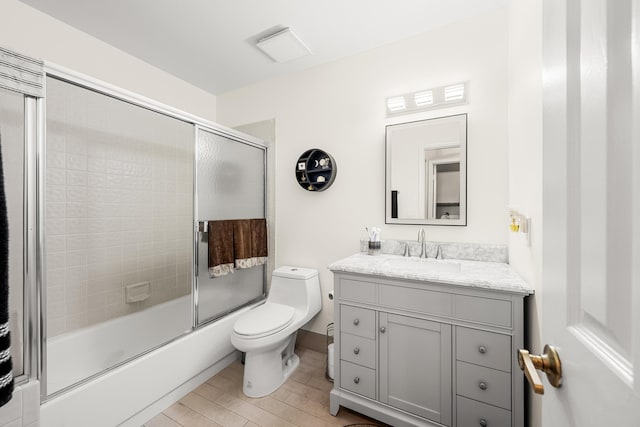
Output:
top-left (479, 419), bottom-right (488, 427)
top-left (478, 381), bottom-right (488, 391)
top-left (353, 318), bottom-right (360, 326)
top-left (353, 376), bottom-right (360, 384)
top-left (380, 326), bottom-right (386, 333)
top-left (478, 345), bottom-right (487, 354)
top-left (353, 347), bottom-right (360, 355)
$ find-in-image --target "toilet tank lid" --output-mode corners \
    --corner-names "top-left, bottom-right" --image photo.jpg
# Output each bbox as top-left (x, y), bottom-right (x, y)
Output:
top-left (273, 266), bottom-right (318, 280)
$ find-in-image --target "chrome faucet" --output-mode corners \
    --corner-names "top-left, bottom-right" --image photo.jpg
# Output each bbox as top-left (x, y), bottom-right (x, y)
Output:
top-left (402, 241), bottom-right (410, 257)
top-left (418, 228), bottom-right (426, 258)
top-left (435, 244), bottom-right (443, 260)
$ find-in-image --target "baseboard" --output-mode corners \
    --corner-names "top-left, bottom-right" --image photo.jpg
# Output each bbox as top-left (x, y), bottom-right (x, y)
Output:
top-left (296, 329), bottom-right (328, 354)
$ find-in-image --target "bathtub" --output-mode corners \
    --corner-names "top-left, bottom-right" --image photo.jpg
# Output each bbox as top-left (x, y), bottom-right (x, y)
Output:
top-left (46, 295), bottom-right (193, 395)
top-left (41, 298), bottom-right (258, 427)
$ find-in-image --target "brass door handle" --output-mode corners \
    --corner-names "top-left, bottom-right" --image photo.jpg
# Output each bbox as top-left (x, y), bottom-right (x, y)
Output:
top-left (517, 344), bottom-right (562, 395)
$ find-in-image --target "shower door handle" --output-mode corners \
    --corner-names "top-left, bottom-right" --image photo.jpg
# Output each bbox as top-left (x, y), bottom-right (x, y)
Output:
top-left (195, 221), bottom-right (209, 277)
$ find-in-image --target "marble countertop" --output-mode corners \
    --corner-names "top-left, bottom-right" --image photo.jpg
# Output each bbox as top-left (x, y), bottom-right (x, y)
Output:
top-left (329, 253), bottom-right (534, 295)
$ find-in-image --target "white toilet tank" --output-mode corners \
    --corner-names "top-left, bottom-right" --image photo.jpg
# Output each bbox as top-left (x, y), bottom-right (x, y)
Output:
top-left (268, 266), bottom-right (321, 313)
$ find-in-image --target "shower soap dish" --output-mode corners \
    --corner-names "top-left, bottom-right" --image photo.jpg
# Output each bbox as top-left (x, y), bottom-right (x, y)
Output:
top-left (125, 281), bottom-right (151, 303)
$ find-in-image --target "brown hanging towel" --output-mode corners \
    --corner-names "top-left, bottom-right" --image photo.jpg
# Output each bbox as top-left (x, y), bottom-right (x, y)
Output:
top-left (234, 218), bottom-right (268, 269)
top-left (0, 134), bottom-right (14, 407)
top-left (208, 220), bottom-right (235, 278)
top-left (250, 218), bottom-right (268, 267)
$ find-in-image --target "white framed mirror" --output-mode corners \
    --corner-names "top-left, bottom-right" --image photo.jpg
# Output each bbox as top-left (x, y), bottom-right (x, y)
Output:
top-left (385, 113), bottom-right (467, 225)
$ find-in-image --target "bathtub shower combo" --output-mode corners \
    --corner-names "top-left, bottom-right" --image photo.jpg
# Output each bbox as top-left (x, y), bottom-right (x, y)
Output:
top-left (1, 49), bottom-right (269, 425)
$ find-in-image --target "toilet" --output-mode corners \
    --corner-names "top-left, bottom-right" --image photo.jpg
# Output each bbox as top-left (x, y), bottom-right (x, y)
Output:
top-left (231, 266), bottom-right (322, 398)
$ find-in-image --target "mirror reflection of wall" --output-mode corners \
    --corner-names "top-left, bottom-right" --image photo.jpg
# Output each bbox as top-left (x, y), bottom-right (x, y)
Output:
top-left (386, 114), bottom-right (466, 225)
top-left (425, 148), bottom-right (460, 219)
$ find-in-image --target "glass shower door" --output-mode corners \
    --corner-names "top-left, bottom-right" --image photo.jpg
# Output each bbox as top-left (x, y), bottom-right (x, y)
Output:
top-left (44, 76), bottom-right (194, 395)
top-left (0, 87), bottom-right (27, 380)
top-left (195, 128), bottom-right (266, 325)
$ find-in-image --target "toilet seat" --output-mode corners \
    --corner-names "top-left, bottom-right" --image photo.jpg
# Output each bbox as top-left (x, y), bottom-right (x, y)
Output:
top-left (233, 303), bottom-right (295, 338)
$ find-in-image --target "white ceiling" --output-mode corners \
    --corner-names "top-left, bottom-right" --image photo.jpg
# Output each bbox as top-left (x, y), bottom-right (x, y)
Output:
top-left (19, 0), bottom-right (509, 95)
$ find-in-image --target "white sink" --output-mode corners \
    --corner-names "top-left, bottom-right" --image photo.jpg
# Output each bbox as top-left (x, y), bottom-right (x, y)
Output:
top-left (383, 257), bottom-right (461, 275)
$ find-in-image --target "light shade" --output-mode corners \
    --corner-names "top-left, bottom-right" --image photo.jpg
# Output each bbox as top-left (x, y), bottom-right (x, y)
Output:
top-left (386, 96), bottom-right (406, 112)
top-left (256, 28), bottom-right (311, 63)
top-left (444, 83), bottom-right (465, 101)
top-left (414, 90), bottom-right (434, 107)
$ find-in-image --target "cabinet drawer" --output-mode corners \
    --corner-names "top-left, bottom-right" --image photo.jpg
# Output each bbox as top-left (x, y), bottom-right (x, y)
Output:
top-left (457, 396), bottom-right (511, 427)
top-left (454, 295), bottom-right (511, 328)
top-left (456, 327), bottom-right (511, 372)
top-left (341, 305), bottom-right (375, 339)
top-left (456, 361), bottom-right (511, 410)
top-left (340, 278), bottom-right (376, 304)
top-left (340, 361), bottom-right (376, 400)
top-left (340, 332), bottom-right (376, 369)
top-left (379, 284), bottom-right (452, 317)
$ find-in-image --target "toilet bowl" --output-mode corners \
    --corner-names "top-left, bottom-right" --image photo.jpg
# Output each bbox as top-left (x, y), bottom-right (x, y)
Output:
top-left (231, 266), bottom-right (322, 398)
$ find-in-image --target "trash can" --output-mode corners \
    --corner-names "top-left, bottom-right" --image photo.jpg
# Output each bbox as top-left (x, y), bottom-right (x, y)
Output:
top-left (326, 322), bottom-right (334, 382)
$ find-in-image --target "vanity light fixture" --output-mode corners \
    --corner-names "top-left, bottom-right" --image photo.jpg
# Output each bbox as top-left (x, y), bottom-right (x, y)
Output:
top-left (386, 81), bottom-right (468, 116)
top-left (256, 27), bottom-right (311, 63)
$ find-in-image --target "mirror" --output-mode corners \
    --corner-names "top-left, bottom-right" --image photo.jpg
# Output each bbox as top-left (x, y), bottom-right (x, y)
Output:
top-left (385, 113), bottom-right (467, 225)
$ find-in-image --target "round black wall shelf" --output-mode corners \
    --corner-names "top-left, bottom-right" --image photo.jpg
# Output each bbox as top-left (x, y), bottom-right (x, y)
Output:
top-left (295, 149), bottom-right (337, 192)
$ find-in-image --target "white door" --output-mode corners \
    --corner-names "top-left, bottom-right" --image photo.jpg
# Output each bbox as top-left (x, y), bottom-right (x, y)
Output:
top-left (542, 0), bottom-right (640, 425)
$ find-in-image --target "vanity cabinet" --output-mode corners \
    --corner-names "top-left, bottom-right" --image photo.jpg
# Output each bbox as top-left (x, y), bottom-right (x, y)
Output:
top-left (329, 271), bottom-right (529, 427)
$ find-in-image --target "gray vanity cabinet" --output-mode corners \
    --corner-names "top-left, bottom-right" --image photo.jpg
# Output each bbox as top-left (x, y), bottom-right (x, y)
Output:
top-left (329, 271), bottom-right (528, 427)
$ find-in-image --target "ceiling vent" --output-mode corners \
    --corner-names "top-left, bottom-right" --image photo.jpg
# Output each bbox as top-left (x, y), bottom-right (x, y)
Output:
top-left (256, 27), bottom-right (311, 63)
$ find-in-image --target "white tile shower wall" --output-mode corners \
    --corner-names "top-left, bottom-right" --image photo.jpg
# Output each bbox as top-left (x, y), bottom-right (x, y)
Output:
top-left (45, 78), bottom-right (193, 337)
top-left (0, 381), bottom-right (40, 427)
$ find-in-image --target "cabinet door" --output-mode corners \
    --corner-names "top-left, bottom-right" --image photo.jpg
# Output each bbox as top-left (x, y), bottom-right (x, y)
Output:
top-left (379, 313), bottom-right (452, 426)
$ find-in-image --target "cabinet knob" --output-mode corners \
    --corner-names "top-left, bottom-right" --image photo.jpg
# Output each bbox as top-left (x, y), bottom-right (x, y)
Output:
top-left (479, 419), bottom-right (488, 427)
top-left (478, 381), bottom-right (488, 391)
top-left (380, 326), bottom-right (386, 333)
top-left (478, 345), bottom-right (487, 354)
top-left (353, 318), bottom-right (360, 326)
top-left (353, 347), bottom-right (360, 355)
top-left (353, 376), bottom-right (360, 384)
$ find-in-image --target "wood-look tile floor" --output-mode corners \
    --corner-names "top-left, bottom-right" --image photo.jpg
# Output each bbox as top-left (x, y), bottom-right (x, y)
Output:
top-left (143, 347), bottom-right (386, 427)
